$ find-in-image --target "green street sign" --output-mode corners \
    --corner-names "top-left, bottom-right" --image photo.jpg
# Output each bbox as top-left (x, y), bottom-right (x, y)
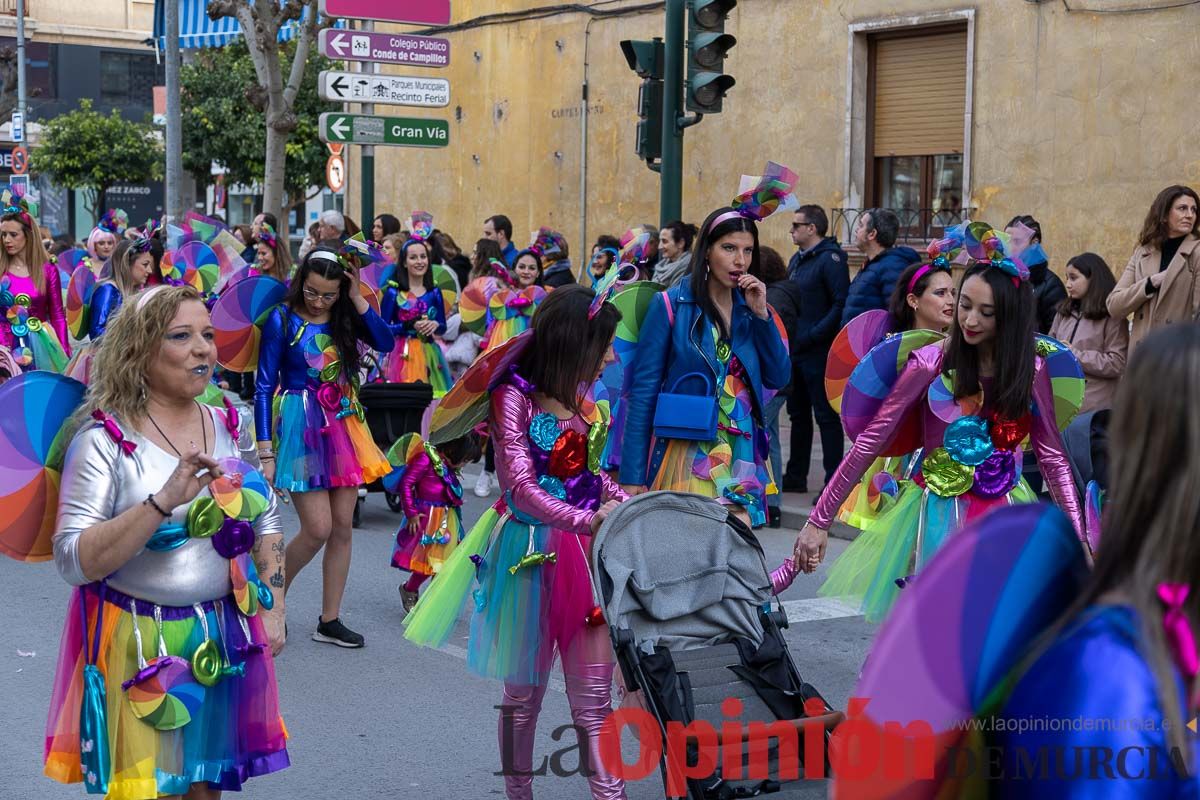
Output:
top-left (318, 113), bottom-right (450, 148)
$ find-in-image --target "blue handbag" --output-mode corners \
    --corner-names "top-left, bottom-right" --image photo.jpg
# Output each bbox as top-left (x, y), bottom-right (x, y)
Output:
top-left (653, 370), bottom-right (719, 441)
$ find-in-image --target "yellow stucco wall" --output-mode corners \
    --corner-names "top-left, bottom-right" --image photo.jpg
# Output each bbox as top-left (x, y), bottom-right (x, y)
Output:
top-left (6, 0), bottom-right (153, 46)
top-left (351, 0), bottom-right (1200, 274)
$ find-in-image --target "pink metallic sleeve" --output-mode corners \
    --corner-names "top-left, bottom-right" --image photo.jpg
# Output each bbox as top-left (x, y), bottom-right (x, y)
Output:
top-left (808, 348), bottom-right (941, 530)
top-left (491, 384), bottom-right (596, 534)
top-left (1029, 358), bottom-right (1084, 539)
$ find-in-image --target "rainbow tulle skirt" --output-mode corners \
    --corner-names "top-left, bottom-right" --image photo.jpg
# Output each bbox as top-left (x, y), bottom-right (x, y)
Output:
top-left (819, 477), bottom-right (1037, 622)
top-left (2, 318), bottom-right (68, 373)
top-left (404, 504), bottom-right (611, 687)
top-left (383, 335), bottom-right (453, 398)
top-left (44, 584), bottom-right (288, 799)
top-left (391, 502), bottom-right (464, 576)
top-left (272, 388), bottom-right (391, 493)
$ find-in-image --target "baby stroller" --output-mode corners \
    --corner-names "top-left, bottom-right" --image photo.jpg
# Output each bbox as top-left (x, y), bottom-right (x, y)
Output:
top-left (592, 492), bottom-right (843, 799)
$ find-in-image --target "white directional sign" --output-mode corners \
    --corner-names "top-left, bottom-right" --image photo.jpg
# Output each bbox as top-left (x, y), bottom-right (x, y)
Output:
top-left (318, 71), bottom-right (450, 108)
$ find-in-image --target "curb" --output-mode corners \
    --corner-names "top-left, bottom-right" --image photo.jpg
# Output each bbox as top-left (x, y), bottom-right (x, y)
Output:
top-left (777, 496), bottom-right (859, 541)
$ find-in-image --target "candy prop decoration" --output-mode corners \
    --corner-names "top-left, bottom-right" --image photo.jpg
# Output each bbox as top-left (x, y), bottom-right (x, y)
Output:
top-left (211, 276), bottom-right (286, 372)
top-left (210, 458), bottom-right (270, 521)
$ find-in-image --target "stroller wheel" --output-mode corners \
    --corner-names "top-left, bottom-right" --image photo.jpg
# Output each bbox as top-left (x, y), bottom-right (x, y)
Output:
top-left (385, 492), bottom-right (404, 513)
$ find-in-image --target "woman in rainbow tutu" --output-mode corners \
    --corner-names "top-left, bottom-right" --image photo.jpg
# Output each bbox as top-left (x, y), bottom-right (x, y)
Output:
top-left (380, 235), bottom-right (453, 397)
top-left (619, 175), bottom-right (794, 528)
top-left (0, 188), bottom-right (69, 371)
top-left (45, 285), bottom-right (288, 798)
top-left (792, 222), bottom-right (1088, 622)
top-left (255, 247), bottom-right (394, 648)
top-left (404, 284), bottom-right (629, 799)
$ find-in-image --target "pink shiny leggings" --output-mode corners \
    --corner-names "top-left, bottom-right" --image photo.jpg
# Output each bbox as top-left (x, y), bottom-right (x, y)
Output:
top-left (497, 628), bottom-right (627, 800)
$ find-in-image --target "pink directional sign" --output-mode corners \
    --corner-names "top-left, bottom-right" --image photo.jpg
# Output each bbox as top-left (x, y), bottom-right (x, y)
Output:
top-left (319, 0), bottom-right (450, 26)
top-left (319, 29), bottom-right (450, 67)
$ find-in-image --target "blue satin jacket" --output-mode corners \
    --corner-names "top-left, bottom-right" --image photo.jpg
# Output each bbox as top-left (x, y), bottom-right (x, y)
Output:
top-left (253, 303), bottom-right (393, 441)
top-left (995, 605), bottom-right (1200, 797)
top-left (88, 282), bottom-right (123, 340)
top-left (618, 281), bottom-right (791, 486)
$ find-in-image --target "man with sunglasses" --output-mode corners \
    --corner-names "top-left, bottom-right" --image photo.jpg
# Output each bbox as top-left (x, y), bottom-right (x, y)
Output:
top-left (782, 205), bottom-right (849, 496)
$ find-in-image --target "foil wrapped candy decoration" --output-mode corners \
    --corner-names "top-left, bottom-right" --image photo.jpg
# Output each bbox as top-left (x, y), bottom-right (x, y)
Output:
top-left (186, 497), bottom-right (224, 539)
top-left (316, 382), bottom-right (342, 412)
top-left (989, 412), bottom-right (1031, 450)
top-left (212, 517), bottom-right (255, 559)
top-left (529, 412), bottom-right (562, 452)
top-left (190, 604), bottom-right (223, 688)
top-left (547, 429), bottom-right (587, 479)
top-left (586, 421), bottom-right (607, 474)
top-left (920, 447), bottom-right (975, 498)
top-left (943, 415), bottom-right (994, 467)
top-left (509, 551), bottom-right (557, 575)
top-left (538, 474), bottom-right (567, 500)
top-left (972, 448), bottom-right (1019, 499)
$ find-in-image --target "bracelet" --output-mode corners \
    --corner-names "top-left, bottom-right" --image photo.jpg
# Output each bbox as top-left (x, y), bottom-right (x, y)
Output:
top-left (259, 454), bottom-right (276, 462)
top-left (145, 494), bottom-right (171, 518)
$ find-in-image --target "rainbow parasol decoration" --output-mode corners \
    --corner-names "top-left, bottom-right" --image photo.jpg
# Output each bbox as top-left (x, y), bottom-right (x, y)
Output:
top-left (66, 265), bottom-right (99, 340)
top-left (429, 329), bottom-right (534, 444)
top-left (123, 655), bottom-right (204, 731)
top-left (177, 241), bottom-right (222, 293)
top-left (834, 503), bottom-right (1088, 800)
top-left (432, 263), bottom-right (458, 310)
top-left (825, 310), bottom-right (896, 413)
top-left (182, 210), bottom-right (228, 244)
top-left (383, 432), bottom-right (425, 494)
top-left (1034, 334), bottom-right (1084, 430)
top-left (211, 275), bottom-right (287, 372)
top-left (210, 458), bottom-right (270, 521)
top-left (841, 329), bottom-right (944, 455)
top-left (57, 248), bottom-right (95, 283)
top-left (458, 277), bottom-right (498, 335)
top-left (0, 372), bottom-right (86, 562)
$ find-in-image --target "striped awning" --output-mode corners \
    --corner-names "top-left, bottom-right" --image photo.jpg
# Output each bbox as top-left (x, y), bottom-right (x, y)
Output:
top-left (153, 0), bottom-right (334, 50)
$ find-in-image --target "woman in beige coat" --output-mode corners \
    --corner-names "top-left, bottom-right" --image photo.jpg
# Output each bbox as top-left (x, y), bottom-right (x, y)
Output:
top-left (1107, 185), bottom-right (1200, 350)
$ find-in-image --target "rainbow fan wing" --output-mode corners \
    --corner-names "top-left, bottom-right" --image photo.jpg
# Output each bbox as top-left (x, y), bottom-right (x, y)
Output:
top-left (0, 372), bottom-right (86, 562)
top-left (360, 283), bottom-right (382, 317)
top-left (927, 371), bottom-right (983, 424)
top-left (825, 310), bottom-right (896, 413)
top-left (209, 229), bottom-right (249, 280)
top-left (231, 552), bottom-right (259, 616)
top-left (66, 265), bottom-right (98, 340)
top-left (211, 276), bottom-right (287, 372)
top-left (459, 277), bottom-right (498, 335)
top-left (124, 655), bottom-right (204, 731)
top-left (210, 458), bottom-right (270, 521)
top-left (159, 249), bottom-right (183, 283)
top-left (176, 241), bottom-right (222, 294)
top-left (1035, 334), bottom-right (1085, 431)
top-left (429, 329), bottom-right (534, 444)
top-left (382, 432), bottom-right (426, 493)
top-left (841, 329), bottom-right (944, 456)
top-left (182, 211), bottom-right (228, 244)
top-left (58, 248), bottom-right (94, 281)
top-left (361, 262), bottom-right (393, 292)
top-left (432, 264), bottom-right (458, 311)
top-left (837, 504), bottom-right (1088, 800)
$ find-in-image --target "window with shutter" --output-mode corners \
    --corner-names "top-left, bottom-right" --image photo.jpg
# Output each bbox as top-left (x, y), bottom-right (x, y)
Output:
top-left (868, 25), bottom-right (968, 238)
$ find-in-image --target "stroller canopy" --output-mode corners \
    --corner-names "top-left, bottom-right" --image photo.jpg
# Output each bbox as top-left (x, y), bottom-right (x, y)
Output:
top-left (592, 491), bottom-right (773, 653)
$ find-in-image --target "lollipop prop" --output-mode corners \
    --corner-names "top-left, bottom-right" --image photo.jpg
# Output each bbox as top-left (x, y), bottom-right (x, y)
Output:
top-left (122, 606), bottom-right (204, 731)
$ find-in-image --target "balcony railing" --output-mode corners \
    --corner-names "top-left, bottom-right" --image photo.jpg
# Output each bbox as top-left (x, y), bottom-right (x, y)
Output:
top-left (831, 207), bottom-right (976, 247)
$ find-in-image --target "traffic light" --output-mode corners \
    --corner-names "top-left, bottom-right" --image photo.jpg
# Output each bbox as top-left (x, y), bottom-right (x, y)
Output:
top-left (620, 38), bottom-right (664, 164)
top-left (686, 0), bottom-right (736, 113)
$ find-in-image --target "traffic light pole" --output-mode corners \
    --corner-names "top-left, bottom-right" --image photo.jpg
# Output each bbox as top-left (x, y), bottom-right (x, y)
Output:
top-left (660, 0), bottom-right (685, 228)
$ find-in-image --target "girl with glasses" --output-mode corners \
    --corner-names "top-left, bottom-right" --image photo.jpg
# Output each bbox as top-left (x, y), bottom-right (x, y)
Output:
top-left (253, 247), bottom-right (395, 648)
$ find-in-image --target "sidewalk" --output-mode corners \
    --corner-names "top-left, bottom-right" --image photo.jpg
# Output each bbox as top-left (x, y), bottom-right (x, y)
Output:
top-left (774, 417), bottom-right (860, 541)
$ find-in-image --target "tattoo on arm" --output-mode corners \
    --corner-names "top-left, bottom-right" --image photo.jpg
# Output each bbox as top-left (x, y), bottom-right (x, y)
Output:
top-left (255, 534), bottom-right (287, 596)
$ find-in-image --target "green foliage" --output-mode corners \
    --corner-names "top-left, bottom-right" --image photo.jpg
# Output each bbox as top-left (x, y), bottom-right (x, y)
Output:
top-left (181, 39), bottom-right (334, 206)
top-left (29, 98), bottom-right (163, 218)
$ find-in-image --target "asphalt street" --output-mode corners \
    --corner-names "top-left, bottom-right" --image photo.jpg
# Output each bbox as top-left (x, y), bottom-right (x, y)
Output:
top-left (0, 471), bottom-right (874, 800)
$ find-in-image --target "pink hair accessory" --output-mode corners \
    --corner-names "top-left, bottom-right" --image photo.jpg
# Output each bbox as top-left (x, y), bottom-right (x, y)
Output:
top-left (221, 396), bottom-right (240, 438)
top-left (135, 285), bottom-right (169, 312)
top-left (1158, 583), bottom-right (1199, 685)
top-left (91, 409), bottom-right (137, 456)
top-left (907, 264), bottom-right (934, 295)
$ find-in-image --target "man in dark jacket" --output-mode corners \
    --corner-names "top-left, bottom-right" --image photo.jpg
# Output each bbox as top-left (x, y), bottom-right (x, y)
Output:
top-left (783, 205), bottom-right (849, 493)
top-left (1006, 214), bottom-right (1065, 334)
top-left (841, 208), bottom-right (922, 326)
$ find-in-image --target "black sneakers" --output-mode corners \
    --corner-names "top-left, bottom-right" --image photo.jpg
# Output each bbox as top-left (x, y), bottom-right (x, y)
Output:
top-left (312, 616), bottom-right (365, 648)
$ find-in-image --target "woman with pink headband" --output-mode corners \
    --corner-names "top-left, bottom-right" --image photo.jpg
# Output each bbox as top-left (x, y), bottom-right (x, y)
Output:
top-left (785, 223), bottom-right (1087, 621)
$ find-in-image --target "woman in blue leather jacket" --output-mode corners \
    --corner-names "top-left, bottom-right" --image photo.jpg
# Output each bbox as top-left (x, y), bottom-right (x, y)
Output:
top-left (618, 207), bottom-right (791, 526)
